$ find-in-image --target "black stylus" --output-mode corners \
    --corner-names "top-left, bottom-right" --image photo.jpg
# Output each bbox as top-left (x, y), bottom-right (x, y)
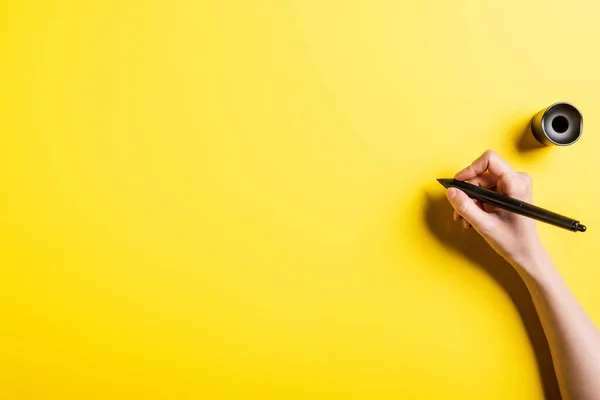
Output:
top-left (437, 178), bottom-right (586, 232)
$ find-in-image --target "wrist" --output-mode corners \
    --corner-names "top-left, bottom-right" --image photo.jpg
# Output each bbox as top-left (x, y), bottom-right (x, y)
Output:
top-left (511, 243), bottom-right (559, 285)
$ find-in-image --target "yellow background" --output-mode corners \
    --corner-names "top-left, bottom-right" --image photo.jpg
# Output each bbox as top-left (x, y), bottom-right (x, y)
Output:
top-left (1, 0), bottom-right (599, 398)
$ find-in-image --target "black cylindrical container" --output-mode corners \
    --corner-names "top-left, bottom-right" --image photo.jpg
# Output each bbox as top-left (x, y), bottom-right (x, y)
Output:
top-left (531, 102), bottom-right (583, 146)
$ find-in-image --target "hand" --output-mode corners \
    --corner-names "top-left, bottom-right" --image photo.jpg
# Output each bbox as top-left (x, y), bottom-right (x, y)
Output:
top-left (445, 150), bottom-right (545, 271)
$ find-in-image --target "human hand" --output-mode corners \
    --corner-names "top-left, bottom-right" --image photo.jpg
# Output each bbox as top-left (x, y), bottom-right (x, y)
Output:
top-left (445, 150), bottom-right (545, 271)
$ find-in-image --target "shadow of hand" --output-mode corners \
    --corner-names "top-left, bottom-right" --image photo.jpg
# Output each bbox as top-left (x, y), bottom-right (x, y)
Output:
top-left (424, 193), bottom-right (561, 399)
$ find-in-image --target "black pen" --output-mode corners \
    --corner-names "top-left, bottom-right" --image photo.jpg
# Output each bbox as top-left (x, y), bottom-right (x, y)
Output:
top-left (437, 178), bottom-right (587, 232)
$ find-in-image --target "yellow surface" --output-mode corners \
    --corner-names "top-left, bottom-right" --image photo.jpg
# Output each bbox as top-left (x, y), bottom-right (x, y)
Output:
top-left (1, 0), bottom-right (600, 398)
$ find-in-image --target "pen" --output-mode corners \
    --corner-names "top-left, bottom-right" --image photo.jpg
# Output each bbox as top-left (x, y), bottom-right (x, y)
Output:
top-left (437, 178), bottom-right (587, 232)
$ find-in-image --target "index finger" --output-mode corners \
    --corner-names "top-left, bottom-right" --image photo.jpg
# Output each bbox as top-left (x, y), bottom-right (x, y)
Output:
top-left (454, 150), bottom-right (516, 181)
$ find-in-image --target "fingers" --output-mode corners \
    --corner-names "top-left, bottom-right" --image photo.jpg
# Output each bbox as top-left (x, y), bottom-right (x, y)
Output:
top-left (518, 172), bottom-right (533, 202)
top-left (454, 200), bottom-right (485, 228)
top-left (455, 150), bottom-right (516, 181)
top-left (454, 212), bottom-right (470, 229)
top-left (446, 188), bottom-right (492, 233)
top-left (467, 171), bottom-right (497, 189)
top-left (458, 203), bottom-right (485, 229)
top-left (500, 171), bottom-right (533, 201)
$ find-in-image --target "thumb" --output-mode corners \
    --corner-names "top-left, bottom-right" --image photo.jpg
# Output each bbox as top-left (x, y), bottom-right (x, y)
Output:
top-left (446, 188), bottom-right (492, 232)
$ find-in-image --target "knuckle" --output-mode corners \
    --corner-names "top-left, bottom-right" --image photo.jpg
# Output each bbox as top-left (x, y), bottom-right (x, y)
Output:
top-left (478, 221), bottom-right (495, 235)
top-left (519, 172), bottom-right (532, 182)
top-left (483, 149), bottom-right (496, 158)
top-left (458, 199), bottom-right (471, 215)
top-left (518, 172), bottom-right (533, 189)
